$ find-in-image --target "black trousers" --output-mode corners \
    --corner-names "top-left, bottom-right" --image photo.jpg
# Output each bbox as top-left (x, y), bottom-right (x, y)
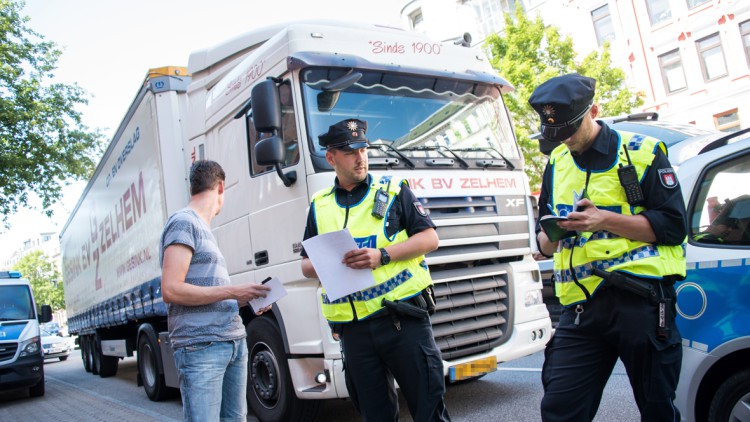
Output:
top-left (340, 313), bottom-right (451, 422)
top-left (541, 283), bottom-right (682, 422)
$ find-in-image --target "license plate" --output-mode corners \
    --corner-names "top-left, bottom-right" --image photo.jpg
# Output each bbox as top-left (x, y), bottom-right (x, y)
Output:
top-left (449, 356), bottom-right (497, 382)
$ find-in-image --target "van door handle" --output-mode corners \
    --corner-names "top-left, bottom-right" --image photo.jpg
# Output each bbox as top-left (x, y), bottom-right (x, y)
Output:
top-left (254, 251), bottom-right (269, 266)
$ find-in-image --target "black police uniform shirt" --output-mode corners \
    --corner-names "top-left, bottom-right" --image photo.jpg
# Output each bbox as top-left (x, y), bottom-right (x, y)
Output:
top-left (536, 121), bottom-right (687, 246)
top-left (301, 174), bottom-right (436, 257)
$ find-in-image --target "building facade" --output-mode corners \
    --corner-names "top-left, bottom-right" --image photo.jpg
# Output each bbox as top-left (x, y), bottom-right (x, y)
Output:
top-left (400, 0), bottom-right (750, 131)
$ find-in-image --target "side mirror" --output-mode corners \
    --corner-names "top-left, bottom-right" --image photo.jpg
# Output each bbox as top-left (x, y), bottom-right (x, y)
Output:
top-left (251, 79), bottom-right (282, 133)
top-left (255, 136), bottom-right (297, 187)
top-left (39, 305), bottom-right (52, 323)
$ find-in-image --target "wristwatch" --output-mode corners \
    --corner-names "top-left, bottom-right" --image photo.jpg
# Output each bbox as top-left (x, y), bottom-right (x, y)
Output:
top-left (379, 248), bottom-right (391, 266)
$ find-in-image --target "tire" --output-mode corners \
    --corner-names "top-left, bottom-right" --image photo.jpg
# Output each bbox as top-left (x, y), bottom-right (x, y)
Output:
top-left (137, 326), bottom-right (175, 401)
top-left (81, 337), bottom-right (92, 373)
top-left (87, 336), bottom-right (99, 375)
top-left (29, 368), bottom-right (45, 397)
top-left (708, 368), bottom-right (750, 422)
top-left (59, 355), bottom-right (68, 362)
top-left (92, 334), bottom-right (118, 377)
top-left (246, 317), bottom-right (321, 422)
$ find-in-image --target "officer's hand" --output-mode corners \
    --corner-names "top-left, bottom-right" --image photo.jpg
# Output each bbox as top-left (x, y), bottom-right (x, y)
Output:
top-left (558, 199), bottom-right (603, 232)
top-left (342, 248), bottom-right (379, 269)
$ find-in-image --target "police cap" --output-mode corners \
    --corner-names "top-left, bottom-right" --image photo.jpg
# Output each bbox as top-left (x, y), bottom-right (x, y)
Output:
top-left (319, 119), bottom-right (369, 150)
top-left (528, 73), bottom-right (596, 143)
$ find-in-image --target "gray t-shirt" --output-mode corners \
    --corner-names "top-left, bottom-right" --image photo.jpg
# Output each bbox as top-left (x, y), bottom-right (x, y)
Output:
top-left (159, 208), bottom-right (245, 348)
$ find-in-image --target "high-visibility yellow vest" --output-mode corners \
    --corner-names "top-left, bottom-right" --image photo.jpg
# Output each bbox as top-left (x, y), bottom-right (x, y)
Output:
top-left (549, 131), bottom-right (686, 306)
top-left (312, 176), bottom-right (433, 322)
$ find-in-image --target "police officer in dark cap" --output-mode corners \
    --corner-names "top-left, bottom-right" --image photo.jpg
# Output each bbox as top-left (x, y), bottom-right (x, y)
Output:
top-left (529, 74), bottom-right (688, 421)
top-left (300, 119), bottom-right (451, 421)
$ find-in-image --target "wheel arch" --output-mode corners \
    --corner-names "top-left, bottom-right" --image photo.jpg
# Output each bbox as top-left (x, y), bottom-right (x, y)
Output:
top-left (690, 337), bottom-right (750, 421)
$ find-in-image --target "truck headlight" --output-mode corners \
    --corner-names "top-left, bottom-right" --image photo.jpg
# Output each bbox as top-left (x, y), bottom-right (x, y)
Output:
top-left (19, 336), bottom-right (41, 356)
top-left (524, 290), bottom-right (544, 307)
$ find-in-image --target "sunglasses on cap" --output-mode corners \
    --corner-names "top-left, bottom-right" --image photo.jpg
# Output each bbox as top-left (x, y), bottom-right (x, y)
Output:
top-left (540, 103), bottom-right (593, 143)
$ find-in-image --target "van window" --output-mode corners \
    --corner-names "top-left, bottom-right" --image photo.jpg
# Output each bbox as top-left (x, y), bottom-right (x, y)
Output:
top-left (691, 152), bottom-right (750, 246)
top-left (246, 81), bottom-right (300, 176)
top-left (0, 285), bottom-right (34, 320)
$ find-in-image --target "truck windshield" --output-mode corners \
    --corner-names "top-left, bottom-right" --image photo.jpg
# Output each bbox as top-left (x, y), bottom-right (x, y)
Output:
top-left (301, 68), bottom-right (520, 167)
top-left (0, 285), bottom-right (35, 321)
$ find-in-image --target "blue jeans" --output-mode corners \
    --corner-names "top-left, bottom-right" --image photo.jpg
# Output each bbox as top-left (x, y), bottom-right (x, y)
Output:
top-left (173, 338), bottom-right (248, 422)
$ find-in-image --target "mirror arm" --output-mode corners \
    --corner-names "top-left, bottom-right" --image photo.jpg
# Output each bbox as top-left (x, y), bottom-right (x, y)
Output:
top-left (275, 165), bottom-right (297, 187)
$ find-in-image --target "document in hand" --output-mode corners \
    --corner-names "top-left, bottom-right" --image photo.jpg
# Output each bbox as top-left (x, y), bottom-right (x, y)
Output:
top-left (248, 277), bottom-right (288, 313)
top-left (301, 228), bottom-right (376, 301)
top-left (539, 216), bottom-right (577, 242)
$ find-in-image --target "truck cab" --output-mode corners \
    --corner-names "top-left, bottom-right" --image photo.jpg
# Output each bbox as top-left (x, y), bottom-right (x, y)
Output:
top-left (0, 271), bottom-right (53, 397)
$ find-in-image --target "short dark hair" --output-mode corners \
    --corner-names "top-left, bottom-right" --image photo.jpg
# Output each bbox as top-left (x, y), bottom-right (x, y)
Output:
top-left (189, 160), bottom-right (225, 195)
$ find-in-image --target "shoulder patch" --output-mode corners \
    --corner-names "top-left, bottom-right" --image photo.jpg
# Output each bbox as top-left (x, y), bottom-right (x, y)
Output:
top-left (414, 201), bottom-right (427, 216)
top-left (658, 168), bottom-right (678, 189)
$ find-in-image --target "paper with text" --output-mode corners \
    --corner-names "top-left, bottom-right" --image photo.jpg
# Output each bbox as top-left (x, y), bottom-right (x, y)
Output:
top-left (302, 228), bottom-right (376, 301)
top-left (248, 277), bottom-right (288, 313)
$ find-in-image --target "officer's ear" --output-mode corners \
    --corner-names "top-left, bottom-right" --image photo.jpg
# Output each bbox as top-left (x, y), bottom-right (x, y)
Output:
top-left (325, 148), bottom-right (336, 167)
top-left (590, 103), bottom-right (600, 119)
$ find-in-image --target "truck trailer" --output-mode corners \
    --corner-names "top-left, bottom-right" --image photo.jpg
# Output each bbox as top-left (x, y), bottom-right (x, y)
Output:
top-left (60, 21), bottom-right (551, 421)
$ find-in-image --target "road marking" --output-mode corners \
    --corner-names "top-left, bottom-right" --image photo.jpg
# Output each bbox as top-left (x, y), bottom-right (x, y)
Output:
top-left (46, 375), bottom-right (180, 422)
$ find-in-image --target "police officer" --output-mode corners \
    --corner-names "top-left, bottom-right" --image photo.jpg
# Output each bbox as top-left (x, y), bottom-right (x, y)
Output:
top-left (300, 119), bottom-right (451, 422)
top-left (529, 74), bottom-right (687, 421)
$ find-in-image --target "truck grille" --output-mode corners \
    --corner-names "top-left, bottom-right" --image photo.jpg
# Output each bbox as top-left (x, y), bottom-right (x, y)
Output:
top-left (421, 195), bottom-right (529, 360)
top-left (0, 342), bottom-right (18, 363)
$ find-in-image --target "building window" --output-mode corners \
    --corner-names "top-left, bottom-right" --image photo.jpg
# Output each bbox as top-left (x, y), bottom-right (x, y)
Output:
top-left (658, 50), bottom-right (687, 94)
top-left (646, 0), bottom-right (671, 26)
top-left (592, 5), bottom-right (615, 47)
top-left (686, 0), bottom-right (709, 8)
top-left (410, 9), bottom-right (424, 33)
top-left (696, 33), bottom-right (728, 81)
top-left (473, 0), bottom-right (505, 40)
top-left (742, 20), bottom-right (750, 67)
top-left (714, 109), bottom-right (741, 133)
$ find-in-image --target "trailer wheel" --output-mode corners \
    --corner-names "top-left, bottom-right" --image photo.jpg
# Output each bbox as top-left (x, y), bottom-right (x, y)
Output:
top-left (246, 317), bottom-right (321, 422)
top-left (81, 336), bottom-right (92, 373)
top-left (87, 336), bottom-right (99, 375)
top-left (28, 368), bottom-right (44, 397)
top-left (708, 368), bottom-right (750, 422)
top-left (137, 326), bottom-right (174, 401)
top-left (94, 335), bottom-right (119, 378)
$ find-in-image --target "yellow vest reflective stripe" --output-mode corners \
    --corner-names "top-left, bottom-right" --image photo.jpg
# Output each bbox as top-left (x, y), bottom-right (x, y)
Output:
top-left (549, 131), bottom-right (686, 306)
top-left (313, 176), bottom-right (433, 322)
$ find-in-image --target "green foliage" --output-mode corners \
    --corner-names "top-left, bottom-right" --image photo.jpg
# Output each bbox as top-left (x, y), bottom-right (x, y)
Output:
top-left (0, 0), bottom-right (103, 225)
top-left (15, 250), bottom-right (65, 310)
top-left (484, 7), bottom-right (644, 191)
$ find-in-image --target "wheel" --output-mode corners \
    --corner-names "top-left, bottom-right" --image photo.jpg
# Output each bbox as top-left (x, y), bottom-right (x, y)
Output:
top-left (29, 368), bottom-right (45, 397)
top-left (81, 337), bottom-right (92, 373)
top-left (59, 355), bottom-right (68, 362)
top-left (87, 336), bottom-right (99, 375)
top-left (137, 326), bottom-right (175, 401)
top-left (708, 368), bottom-right (750, 422)
top-left (246, 317), bottom-right (321, 422)
top-left (92, 335), bottom-right (118, 377)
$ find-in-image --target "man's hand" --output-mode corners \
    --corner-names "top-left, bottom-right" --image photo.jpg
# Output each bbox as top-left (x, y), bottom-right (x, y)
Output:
top-left (232, 283), bottom-right (271, 303)
top-left (558, 198), bottom-right (602, 232)
top-left (342, 248), bottom-right (380, 269)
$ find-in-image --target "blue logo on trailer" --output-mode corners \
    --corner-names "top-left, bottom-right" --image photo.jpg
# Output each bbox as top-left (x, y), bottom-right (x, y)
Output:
top-left (676, 258), bottom-right (750, 352)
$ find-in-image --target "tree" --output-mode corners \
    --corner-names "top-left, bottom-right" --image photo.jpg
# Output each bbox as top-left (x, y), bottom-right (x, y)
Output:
top-left (484, 8), bottom-right (645, 191)
top-left (15, 250), bottom-right (65, 310)
top-left (0, 0), bottom-right (103, 225)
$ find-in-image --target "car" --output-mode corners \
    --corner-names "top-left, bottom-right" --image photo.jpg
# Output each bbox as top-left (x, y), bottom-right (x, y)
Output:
top-left (41, 329), bottom-right (72, 361)
top-left (534, 113), bottom-right (750, 327)
top-left (41, 321), bottom-right (62, 336)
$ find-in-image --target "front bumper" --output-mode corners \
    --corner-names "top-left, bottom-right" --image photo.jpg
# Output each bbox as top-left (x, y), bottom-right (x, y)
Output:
top-left (0, 353), bottom-right (44, 391)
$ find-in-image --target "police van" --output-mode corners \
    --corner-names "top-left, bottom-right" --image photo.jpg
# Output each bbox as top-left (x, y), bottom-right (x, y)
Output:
top-left (672, 127), bottom-right (750, 422)
top-left (0, 271), bottom-right (53, 397)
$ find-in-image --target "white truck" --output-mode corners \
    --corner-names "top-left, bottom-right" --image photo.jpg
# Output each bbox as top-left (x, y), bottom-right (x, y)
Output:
top-left (0, 271), bottom-right (53, 397)
top-left (60, 21), bottom-right (551, 421)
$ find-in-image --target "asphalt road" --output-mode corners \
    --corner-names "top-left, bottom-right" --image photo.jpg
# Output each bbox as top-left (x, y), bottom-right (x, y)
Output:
top-left (0, 349), bottom-right (640, 421)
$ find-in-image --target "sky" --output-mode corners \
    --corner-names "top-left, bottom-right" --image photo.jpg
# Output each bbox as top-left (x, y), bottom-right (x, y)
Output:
top-left (0, 0), bottom-right (406, 263)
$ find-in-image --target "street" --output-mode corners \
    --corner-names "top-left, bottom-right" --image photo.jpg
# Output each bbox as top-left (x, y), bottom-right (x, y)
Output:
top-left (0, 350), bottom-right (640, 421)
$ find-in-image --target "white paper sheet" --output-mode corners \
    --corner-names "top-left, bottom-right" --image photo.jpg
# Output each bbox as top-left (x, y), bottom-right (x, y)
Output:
top-left (301, 228), bottom-right (376, 301)
top-left (248, 276), bottom-right (288, 313)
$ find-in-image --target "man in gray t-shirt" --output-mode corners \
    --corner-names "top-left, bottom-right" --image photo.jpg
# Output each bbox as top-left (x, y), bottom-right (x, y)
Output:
top-left (160, 160), bottom-right (269, 422)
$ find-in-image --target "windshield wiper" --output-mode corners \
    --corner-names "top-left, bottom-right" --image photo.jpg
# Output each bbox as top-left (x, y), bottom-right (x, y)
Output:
top-left (369, 143), bottom-right (415, 169)
top-left (398, 145), bottom-right (469, 169)
top-left (452, 146), bottom-right (516, 170)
